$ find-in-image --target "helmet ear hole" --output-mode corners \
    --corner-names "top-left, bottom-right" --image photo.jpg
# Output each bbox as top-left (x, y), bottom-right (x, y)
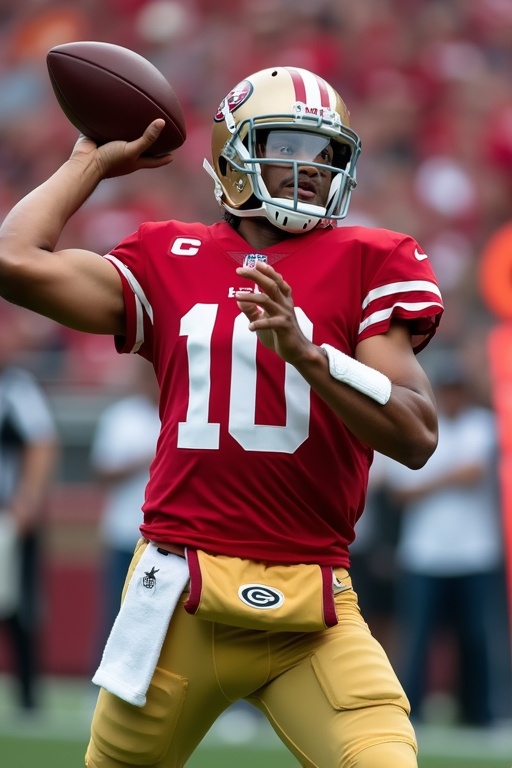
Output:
top-left (254, 129), bottom-right (269, 156)
top-left (218, 156), bottom-right (227, 176)
top-left (333, 143), bottom-right (352, 170)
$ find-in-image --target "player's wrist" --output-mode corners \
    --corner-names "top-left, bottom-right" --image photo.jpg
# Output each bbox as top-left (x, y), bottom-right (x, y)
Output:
top-left (289, 341), bottom-right (326, 370)
top-left (320, 343), bottom-right (392, 405)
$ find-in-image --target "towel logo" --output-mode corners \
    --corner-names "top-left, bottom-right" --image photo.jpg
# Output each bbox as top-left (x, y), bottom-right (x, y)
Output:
top-left (142, 566), bottom-right (160, 590)
top-left (238, 583), bottom-right (284, 610)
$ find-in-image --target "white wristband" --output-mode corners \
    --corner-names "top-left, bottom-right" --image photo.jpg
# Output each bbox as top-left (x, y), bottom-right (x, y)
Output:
top-left (320, 344), bottom-right (392, 405)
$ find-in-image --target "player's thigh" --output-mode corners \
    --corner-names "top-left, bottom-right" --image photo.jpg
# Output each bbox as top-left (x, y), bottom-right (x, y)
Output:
top-left (86, 611), bottom-right (275, 768)
top-left (252, 589), bottom-right (417, 768)
top-left (85, 544), bottom-right (227, 768)
top-left (85, 668), bottom-right (191, 768)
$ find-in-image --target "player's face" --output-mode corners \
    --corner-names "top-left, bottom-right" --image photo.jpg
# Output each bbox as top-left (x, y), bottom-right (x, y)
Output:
top-left (256, 130), bottom-right (334, 207)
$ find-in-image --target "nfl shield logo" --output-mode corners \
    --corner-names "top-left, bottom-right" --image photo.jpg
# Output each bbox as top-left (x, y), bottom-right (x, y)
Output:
top-left (243, 254), bottom-right (267, 269)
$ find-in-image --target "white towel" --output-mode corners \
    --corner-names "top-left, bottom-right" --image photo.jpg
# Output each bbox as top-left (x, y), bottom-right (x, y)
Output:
top-left (92, 542), bottom-right (189, 707)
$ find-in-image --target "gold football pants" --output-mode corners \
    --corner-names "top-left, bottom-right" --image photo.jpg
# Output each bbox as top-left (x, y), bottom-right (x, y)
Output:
top-left (86, 543), bottom-right (417, 768)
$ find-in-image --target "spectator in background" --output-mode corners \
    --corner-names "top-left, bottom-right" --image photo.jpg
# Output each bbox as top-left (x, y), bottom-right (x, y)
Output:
top-left (0, 304), bottom-right (58, 712)
top-left (385, 354), bottom-right (509, 727)
top-left (90, 357), bottom-right (160, 649)
top-left (349, 450), bottom-right (400, 653)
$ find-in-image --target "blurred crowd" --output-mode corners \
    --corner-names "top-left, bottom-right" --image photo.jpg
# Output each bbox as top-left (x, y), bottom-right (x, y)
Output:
top-left (0, 0), bottom-right (511, 392)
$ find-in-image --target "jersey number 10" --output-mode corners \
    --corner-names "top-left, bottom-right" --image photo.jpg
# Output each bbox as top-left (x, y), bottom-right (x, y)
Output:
top-left (178, 303), bottom-right (312, 454)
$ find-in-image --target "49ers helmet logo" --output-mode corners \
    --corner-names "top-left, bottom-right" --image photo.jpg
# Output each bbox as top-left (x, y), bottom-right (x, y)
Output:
top-left (214, 80), bottom-right (253, 122)
top-left (238, 583), bottom-right (284, 610)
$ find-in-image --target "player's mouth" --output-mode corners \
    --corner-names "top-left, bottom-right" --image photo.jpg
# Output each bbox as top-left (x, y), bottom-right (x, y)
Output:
top-left (282, 179), bottom-right (320, 202)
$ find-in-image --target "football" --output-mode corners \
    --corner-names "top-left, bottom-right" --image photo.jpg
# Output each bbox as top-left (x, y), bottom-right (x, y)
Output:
top-left (46, 41), bottom-right (186, 156)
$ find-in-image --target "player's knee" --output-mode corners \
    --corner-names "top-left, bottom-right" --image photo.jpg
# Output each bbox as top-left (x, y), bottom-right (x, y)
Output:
top-left (352, 740), bottom-right (417, 768)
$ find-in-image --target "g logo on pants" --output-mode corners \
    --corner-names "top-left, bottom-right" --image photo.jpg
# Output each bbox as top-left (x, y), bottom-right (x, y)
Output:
top-left (238, 583), bottom-right (284, 610)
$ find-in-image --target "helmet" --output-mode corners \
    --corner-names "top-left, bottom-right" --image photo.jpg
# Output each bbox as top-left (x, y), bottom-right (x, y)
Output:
top-left (203, 66), bottom-right (361, 233)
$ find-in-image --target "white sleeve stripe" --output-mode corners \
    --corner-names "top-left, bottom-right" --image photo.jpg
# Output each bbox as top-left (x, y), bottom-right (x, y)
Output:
top-left (104, 254), bottom-right (154, 323)
top-left (358, 301), bottom-right (444, 335)
top-left (131, 295), bottom-right (144, 353)
top-left (362, 280), bottom-right (442, 310)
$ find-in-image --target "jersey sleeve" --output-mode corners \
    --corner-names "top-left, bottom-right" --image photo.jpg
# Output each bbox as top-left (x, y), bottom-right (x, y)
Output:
top-left (358, 234), bottom-right (444, 353)
top-left (103, 227), bottom-right (154, 358)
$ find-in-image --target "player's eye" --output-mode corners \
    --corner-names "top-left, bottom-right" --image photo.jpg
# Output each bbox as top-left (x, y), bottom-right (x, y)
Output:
top-left (264, 139), bottom-right (298, 158)
top-left (318, 147), bottom-right (334, 163)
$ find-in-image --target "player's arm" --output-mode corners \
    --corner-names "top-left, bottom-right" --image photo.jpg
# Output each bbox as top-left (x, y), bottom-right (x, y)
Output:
top-left (294, 322), bottom-right (437, 470)
top-left (0, 121), bottom-right (172, 334)
top-left (236, 261), bottom-right (437, 470)
top-left (338, 323), bottom-right (438, 467)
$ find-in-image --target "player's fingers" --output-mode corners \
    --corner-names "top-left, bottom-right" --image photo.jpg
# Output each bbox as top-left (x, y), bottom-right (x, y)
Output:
top-left (254, 263), bottom-right (291, 296)
top-left (234, 291), bottom-right (273, 312)
top-left (124, 119), bottom-right (167, 158)
top-left (247, 315), bottom-right (289, 333)
top-left (137, 153), bottom-right (174, 170)
top-left (236, 300), bottom-right (263, 323)
top-left (236, 265), bottom-right (292, 299)
top-left (237, 262), bottom-right (278, 281)
top-left (142, 118), bottom-right (166, 143)
top-left (253, 262), bottom-right (289, 290)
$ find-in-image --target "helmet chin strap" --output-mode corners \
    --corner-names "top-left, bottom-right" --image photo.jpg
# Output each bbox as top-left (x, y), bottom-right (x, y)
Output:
top-left (262, 199), bottom-right (326, 233)
top-left (220, 198), bottom-right (326, 233)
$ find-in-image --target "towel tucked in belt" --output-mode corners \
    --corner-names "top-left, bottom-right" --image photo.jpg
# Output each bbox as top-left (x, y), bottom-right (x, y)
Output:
top-left (92, 541), bottom-right (189, 707)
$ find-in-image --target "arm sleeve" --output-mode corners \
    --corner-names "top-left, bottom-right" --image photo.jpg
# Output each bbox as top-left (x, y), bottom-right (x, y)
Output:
top-left (103, 227), bottom-right (154, 359)
top-left (358, 235), bottom-right (444, 353)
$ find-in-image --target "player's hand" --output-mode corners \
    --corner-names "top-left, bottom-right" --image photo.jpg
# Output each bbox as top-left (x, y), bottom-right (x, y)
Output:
top-left (235, 262), bottom-right (312, 365)
top-left (70, 119), bottom-right (173, 179)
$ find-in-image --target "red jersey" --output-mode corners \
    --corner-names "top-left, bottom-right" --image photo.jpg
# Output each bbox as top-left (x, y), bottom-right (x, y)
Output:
top-left (105, 221), bottom-right (443, 566)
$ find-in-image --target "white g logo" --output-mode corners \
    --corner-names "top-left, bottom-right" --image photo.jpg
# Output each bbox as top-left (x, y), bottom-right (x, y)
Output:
top-left (238, 584), bottom-right (284, 610)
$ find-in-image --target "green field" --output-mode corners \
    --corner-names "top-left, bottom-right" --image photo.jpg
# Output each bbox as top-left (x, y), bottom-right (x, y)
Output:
top-left (1, 676), bottom-right (511, 767)
top-left (0, 735), bottom-right (511, 768)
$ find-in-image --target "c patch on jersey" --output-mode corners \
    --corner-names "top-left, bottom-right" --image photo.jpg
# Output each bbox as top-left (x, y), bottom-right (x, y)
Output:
top-left (169, 236), bottom-right (202, 256)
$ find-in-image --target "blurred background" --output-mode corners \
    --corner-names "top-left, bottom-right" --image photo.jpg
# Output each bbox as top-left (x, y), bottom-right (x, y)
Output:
top-left (1, 0), bottom-right (512, 765)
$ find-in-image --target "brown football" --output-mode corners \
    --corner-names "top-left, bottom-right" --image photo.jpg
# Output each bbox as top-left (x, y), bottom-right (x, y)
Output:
top-left (46, 41), bottom-right (186, 156)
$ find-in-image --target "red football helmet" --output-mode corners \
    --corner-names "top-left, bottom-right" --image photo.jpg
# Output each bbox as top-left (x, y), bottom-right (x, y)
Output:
top-left (204, 67), bottom-right (361, 233)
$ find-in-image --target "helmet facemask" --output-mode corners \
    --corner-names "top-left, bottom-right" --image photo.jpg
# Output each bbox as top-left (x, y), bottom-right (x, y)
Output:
top-left (231, 125), bottom-right (359, 232)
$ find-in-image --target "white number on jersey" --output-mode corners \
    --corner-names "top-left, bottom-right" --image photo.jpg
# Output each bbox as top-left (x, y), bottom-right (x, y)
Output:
top-left (178, 303), bottom-right (312, 453)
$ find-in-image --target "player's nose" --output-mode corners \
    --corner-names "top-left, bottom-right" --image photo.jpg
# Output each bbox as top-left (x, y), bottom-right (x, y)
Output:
top-left (297, 162), bottom-right (323, 178)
